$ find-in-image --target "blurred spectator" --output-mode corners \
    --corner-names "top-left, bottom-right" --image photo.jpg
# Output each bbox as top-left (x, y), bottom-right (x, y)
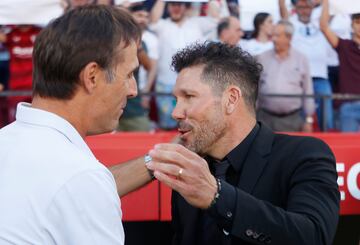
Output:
top-left (257, 20), bottom-right (315, 132)
top-left (0, 26), bottom-right (10, 91)
top-left (227, 0), bottom-right (240, 17)
top-left (320, 0), bottom-right (360, 132)
top-left (0, 26), bottom-right (10, 127)
top-left (326, 14), bottom-right (352, 92)
top-left (242, 12), bottom-right (274, 56)
top-left (217, 16), bottom-right (244, 46)
top-left (149, 0), bottom-right (219, 130)
top-left (62, 0), bottom-right (95, 12)
top-left (280, 0), bottom-right (334, 131)
top-left (4, 25), bottom-right (41, 123)
top-left (201, 0), bottom-right (230, 18)
top-left (130, 4), bottom-right (159, 108)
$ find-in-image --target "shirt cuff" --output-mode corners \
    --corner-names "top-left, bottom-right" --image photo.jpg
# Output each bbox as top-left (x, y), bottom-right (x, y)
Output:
top-left (207, 179), bottom-right (237, 232)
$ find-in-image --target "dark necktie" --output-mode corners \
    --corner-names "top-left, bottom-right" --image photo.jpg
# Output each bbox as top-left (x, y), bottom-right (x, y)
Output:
top-left (306, 26), bottom-right (311, 36)
top-left (199, 159), bottom-right (230, 245)
top-left (214, 160), bottom-right (230, 180)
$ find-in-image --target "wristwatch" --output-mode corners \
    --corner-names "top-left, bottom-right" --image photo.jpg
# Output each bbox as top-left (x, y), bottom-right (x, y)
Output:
top-left (144, 154), bottom-right (155, 180)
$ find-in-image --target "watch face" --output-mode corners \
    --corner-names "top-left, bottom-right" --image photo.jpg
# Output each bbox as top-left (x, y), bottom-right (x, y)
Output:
top-left (144, 154), bottom-right (152, 163)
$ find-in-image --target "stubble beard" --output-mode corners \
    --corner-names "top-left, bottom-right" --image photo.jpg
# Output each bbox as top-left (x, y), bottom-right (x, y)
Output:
top-left (180, 109), bottom-right (227, 155)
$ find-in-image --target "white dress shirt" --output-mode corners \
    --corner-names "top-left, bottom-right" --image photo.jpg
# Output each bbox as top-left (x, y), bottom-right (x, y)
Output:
top-left (0, 103), bottom-right (124, 245)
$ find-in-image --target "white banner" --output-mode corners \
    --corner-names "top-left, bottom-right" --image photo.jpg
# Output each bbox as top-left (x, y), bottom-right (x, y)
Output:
top-left (330, 0), bottom-right (360, 15)
top-left (0, 0), bottom-right (64, 25)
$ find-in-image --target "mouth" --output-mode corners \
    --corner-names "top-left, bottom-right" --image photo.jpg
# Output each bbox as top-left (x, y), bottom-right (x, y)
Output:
top-left (178, 122), bottom-right (193, 139)
top-left (178, 123), bottom-right (193, 140)
top-left (178, 128), bottom-right (191, 138)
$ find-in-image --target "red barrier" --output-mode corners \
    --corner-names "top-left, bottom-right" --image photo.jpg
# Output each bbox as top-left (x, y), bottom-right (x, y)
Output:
top-left (86, 132), bottom-right (360, 221)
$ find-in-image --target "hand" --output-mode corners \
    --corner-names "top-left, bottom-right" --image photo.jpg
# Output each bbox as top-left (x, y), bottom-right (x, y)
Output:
top-left (147, 143), bottom-right (217, 209)
top-left (0, 84), bottom-right (3, 92)
top-left (302, 122), bottom-right (313, 132)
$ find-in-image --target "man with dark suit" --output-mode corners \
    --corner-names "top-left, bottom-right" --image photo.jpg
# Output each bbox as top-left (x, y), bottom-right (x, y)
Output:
top-left (146, 42), bottom-right (340, 245)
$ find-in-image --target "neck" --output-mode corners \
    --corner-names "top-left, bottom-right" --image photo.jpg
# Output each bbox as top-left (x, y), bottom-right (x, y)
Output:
top-left (298, 16), bottom-right (310, 25)
top-left (31, 95), bottom-right (87, 138)
top-left (172, 17), bottom-right (185, 26)
top-left (276, 48), bottom-right (289, 59)
top-left (256, 32), bottom-right (270, 43)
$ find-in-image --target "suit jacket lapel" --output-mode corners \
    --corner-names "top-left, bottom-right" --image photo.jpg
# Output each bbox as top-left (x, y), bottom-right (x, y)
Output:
top-left (238, 123), bottom-right (274, 193)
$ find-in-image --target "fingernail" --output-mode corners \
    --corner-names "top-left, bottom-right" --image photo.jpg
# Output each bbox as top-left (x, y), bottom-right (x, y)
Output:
top-left (154, 170), bottom-right (160, 178)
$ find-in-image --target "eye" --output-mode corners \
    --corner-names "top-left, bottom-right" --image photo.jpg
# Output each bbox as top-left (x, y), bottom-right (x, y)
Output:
top-left (184, 94), bottom-right (194, 99)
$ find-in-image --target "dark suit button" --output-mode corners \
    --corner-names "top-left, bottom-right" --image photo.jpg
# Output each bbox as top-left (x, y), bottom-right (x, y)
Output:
top-left (222, 229), bottom-right (230, 236)
top-left (265, 237), bottom-right (272, 244)
top-left (258, 234), bottom-right (266, 242)
top-left (245, 229), bottom-right (253, 237)
top-left (253, 232), bottom-right (260, 239)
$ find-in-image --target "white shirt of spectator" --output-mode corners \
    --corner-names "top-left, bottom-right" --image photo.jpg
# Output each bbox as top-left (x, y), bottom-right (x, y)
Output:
top-left (150, 17), bottom-right (216, 86)
top-left (0, 103), bottom-right (124, 245)
top-left (139, 30), bottom-right (159, 91)
top-left (311, 6), bottom-right (352, 67)
top-left (290, 15), bottom-right (329, 79)
top-left (241, 39), bottom-right (274, 56)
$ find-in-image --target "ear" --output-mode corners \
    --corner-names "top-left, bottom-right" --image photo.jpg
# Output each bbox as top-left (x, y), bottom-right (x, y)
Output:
top-left (79, 62), bottom-right (100, 94)
top-left (223, 85), bottom-right (242, 114)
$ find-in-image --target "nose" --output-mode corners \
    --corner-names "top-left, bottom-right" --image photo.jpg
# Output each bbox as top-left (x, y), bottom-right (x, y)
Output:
top-left (128, 77), bottom-right (138, 98)
top-left (171, 98), bottom-right (185, 121)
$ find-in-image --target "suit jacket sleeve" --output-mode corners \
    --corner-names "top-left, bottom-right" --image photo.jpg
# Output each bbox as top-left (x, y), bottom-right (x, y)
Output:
top-left (213, 137), bottom-right (340, 245)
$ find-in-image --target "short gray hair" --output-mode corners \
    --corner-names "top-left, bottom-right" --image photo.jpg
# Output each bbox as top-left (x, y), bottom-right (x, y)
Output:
top-left (277, 20), bottom-right (294, 37)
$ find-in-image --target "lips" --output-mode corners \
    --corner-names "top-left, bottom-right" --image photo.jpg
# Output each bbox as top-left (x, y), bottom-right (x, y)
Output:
top-left (178, 121), bottom-right (193, 137)
top-left (178, 128), bottom-right (190, 136)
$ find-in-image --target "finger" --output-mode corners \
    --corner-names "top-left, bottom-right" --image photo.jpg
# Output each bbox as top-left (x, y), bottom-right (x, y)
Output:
top-left (147, 161), bottom-right (185, 178)
top-left (153, 170), bottom-right (185, 193)
top-left (148, 148), bottom-right (188, 169)
top-left (154, 143), bottom-right (201, 161)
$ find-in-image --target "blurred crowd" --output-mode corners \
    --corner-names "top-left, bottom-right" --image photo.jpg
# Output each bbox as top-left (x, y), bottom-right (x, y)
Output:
top-left (0, 0), bottom-right (359, 132)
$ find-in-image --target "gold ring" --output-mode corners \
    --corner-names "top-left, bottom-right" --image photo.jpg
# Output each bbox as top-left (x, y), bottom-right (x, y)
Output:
top-left (178, 168), bottom-right (183, 177)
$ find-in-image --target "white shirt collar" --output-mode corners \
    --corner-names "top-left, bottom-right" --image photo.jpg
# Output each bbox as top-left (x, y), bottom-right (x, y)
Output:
top-left (16, 102), bottom-right (95, 159)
